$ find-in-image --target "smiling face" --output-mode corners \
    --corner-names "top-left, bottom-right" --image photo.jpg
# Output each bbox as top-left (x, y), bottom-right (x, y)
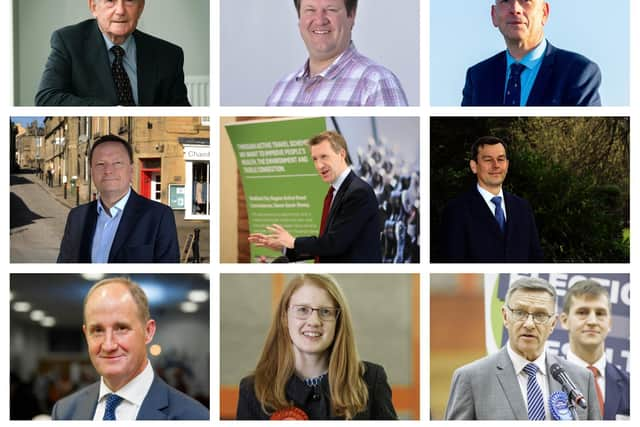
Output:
top-left (91, 140), bottom-right (133, 204)
top-left (287, 283), bottom-right (338, 362)
top-left (503, 289), bottom-right (557, 361)
top-left (470, 143), bottom-right (509, 194)
top-left (310, 138), bottom-right (348, 184)
top-left (89, 0), bottom-right (145, 45)
top-left (298, 0), bottom-right (355, 70)
top-left (561, 294), bottom-right (611, 356)
top-left (491, 0), bottom-right (549, 53)
top-left (83, 281), bottom-right (155, 391)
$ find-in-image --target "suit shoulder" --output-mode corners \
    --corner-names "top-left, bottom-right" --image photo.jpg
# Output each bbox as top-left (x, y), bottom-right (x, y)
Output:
top-left (607, 363), bottom-right (630, 382)
top-left (467, 51), bottom-right (505, 74)
top-left (68, 200), bottom-right (96, 215)
top-left (551, 46), bottom-right (599, 69)
top-left (134, 30), bottom-right (183, 53)
top-left (361, 361), bottom-right (386, 378)
top-left (504, 190), bottom-right (533, 207)
top-left (452, 352), bottom-right (500, 378)
top-left (444, 188), bottom-right (476, 210)
top-left (165, 385), bottom-right (210, 419)
top-left (239, 375), bottom-right (256, 391)
top-left (54, 19), bottom-right (96, 38)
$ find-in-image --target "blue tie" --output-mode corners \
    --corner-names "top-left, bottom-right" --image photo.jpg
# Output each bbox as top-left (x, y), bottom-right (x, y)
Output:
top-left (523, 363), bottom-right (546, 420)
top-left (504, 63), bottom-right (526, 106)
top-left (491, 196), bottom-right (505, 232)
top-left (103, 393), bottom-right (123, 420)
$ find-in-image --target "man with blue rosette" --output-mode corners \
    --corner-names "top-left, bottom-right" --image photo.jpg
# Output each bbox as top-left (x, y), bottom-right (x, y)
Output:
top-left (445, 277), bottom-right (601, 420)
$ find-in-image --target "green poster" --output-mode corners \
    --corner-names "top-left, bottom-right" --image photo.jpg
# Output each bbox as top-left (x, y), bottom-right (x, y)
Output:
top-left (225, 117), bottom-right (328, 262)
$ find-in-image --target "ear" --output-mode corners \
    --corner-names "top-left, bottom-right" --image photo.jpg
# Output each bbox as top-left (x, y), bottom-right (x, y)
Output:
top-left (501, 306), bottom-right (508, 326)
top-left (559, 312), bottom-right (569, 329)
top-left (491, 5), bottom-right (498, 28)
top-left (541, 2), bottom-right (550, 26)
top-left (82, 324), bottom-right (88, 340)
top-left (88, 0), bottom-right (97, 17)
top-left (548, 314), bottom-right (558, 331)
top-left (144, 319), bottom-right (156, 345)
top-left (470, 159), bottom-right (478, 174)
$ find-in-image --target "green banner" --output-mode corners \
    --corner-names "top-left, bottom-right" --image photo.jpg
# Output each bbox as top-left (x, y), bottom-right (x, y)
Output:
top-left (225, 118), bottom-right (328, 262)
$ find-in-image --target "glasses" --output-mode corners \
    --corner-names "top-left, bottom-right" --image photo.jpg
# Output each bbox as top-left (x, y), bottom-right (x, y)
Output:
top-left (290, 305), bottom-right (340, 321)
top-left (506, 306), bottom-right (554, 324)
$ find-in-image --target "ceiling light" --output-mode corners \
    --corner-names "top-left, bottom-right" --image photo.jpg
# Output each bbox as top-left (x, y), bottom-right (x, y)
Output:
top-left (188, 290), bottom-right (209, 303)
top-left (180, 301), bottom-right (198, 313)
top-left (13, 301), bottom-right (31, 312)
top-left (41, 316), bottom-right (56, 327)
top-left (30, 310), bottom-right (45, 321)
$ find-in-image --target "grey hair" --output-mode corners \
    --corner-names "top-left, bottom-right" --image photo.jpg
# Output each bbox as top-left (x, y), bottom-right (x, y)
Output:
top-left (505, 277), bottom-right (557, 308)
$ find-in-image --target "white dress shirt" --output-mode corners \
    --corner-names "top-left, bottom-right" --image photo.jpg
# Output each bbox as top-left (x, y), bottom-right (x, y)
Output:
top-left (507, 345), bottom-right (551, 419)
top-left (566, 349), bottom-right (607, 401)
top-left (93, 360), bottom-right (154, 420)
top-left (476, 184), bottom-right (507, 221)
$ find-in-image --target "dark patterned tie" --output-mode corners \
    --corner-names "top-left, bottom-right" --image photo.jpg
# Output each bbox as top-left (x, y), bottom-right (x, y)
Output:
top-left (523, 363), bottom-right (546, 420)
top-left (103, 393), bottom-right (123, 420)
top-left (110, 45), bottom-right (135, 106)
top-left (504, 62), bottom-right (526, 106)
top-left (315, 186), bottom-right (335, 263)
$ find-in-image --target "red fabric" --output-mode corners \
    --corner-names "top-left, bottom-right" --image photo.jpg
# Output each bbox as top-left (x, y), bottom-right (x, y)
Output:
top-left (315, 186), bottom-right (334, 263)
top-left (587, 365), bottom-right (604, 416)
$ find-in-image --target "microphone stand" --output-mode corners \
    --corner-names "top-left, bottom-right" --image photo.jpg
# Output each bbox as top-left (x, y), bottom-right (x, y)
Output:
top-left (562, 385), bottom-right (579, 421)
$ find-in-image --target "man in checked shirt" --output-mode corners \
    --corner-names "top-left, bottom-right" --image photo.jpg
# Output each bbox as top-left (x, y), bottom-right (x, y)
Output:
top-left (266, 0), bottom-right (408, 106)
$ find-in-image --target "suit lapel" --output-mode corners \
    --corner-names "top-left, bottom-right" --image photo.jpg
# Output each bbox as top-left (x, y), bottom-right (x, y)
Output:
top-left (603, 363), bottom-right (622, 419)
top-left (108, 190), bottom-right (140, 261)
top-left (491, 53), bottom-right (508, 105)
top-left (134, 30), bottom-right (153, 106)
top-left (495, 348), bottom-right (528, 420)
top-left (79, 202), bottom-right (99, 262)
top-left (87, 21), bottom-right (118, 104)
top-left (138, 375), bottom-right (169, 420)
top-left (77, 382), bottom-right (100, 419)
top-left (324, 171), bottom-right (353, 232)
top-left (527, 42), bottom-right (556, 106)
top-left (470, 188), bottom-right (503, 236)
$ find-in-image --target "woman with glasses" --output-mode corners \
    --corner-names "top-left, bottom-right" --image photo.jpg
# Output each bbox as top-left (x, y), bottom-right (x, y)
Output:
top-left (236, 274), bottom-right (397, 420)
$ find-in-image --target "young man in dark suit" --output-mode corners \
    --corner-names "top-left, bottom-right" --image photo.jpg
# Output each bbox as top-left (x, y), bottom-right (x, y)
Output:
top-left (248, 131), bottom-right (381, 263)
top-left (57, 134), bottom-right (179, 263)
top-left (462, 0), bottom-right (601, 106)
top-left (51, 278), bottom-right (208, 420)
top-left (35, 0), bottom-right (190, 106)
top-left (561, 280), bottom-right (630, 420)
top-left (440, 136), bottom-right (543, 262)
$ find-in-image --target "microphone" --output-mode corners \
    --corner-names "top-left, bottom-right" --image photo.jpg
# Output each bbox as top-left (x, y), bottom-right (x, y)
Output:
top-left (549, 363), bottom-right (587, 409)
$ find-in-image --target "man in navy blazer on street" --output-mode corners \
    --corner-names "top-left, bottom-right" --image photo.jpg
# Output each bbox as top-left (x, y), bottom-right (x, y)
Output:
top-left (57, 135), bottom-right (179, 263)
top-left (561, 280), bottom-right (630, 420)
top-left (248, 131), bottom-right (381, 263)
top-left (51, 277), bottom-right (209, 420)
top-left (35, 0), bottom-right (190, 106)
top-left (462, 0), bottom-right (601, 107)
top-left (440, 136), bottom-right (543, 262)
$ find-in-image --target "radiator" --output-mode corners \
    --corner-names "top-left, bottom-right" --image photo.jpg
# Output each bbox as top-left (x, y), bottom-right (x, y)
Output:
top-left (185, 75), bottom-right (209, 107)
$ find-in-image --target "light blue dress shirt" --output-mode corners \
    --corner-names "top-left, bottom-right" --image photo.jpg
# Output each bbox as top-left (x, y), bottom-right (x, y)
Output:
top-left (504, 38), bottom-right (547, 106)
top-left (102, 34), bottom-right (139, 105)
top-left (91, 188), bottom-right (131, 263)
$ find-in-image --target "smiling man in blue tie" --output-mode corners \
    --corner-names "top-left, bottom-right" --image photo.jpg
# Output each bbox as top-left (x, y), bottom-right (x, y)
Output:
top-left (461, 0), bottom-right (601, 106)
top-left (440, 136), bottom-right (543, 262)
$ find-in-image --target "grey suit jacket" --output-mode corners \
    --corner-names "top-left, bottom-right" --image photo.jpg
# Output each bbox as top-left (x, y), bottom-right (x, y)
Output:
top-left (51, 375), bottom-right (209, 420)
top-left (445, 347), bottom-right (601, 420)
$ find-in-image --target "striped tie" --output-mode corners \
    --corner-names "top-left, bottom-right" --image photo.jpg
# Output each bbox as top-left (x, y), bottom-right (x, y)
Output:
top-left (523, 363), bottom-right (546, 420)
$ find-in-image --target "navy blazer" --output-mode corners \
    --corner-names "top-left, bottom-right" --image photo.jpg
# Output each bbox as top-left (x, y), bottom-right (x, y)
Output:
top-left (51, 374), bottom-right (209, 420)
top-left (440, 186), bottom-right (543, 262)
top-left (286, 170), bottom-right (382, 263)
top-left (57, 190), bottom-right (180, 263)
top-left (603, 363), bottom-right (630, 420)
top-left (462, 41), bottom-right (601, 106)
top-left (35, 19), bottom-right (190, 106)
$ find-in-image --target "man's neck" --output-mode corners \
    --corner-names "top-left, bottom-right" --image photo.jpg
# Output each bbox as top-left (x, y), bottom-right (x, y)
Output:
top-left (506, 36), bottom-right (544, 61)
top-left (478, 182), bottom-right (502, 196)
top-left (100, 190), bottom-right (129, 213)
top-left (571, 343), bottom-right (605, 366)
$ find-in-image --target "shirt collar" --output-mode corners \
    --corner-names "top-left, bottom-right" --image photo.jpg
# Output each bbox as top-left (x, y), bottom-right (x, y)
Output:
top-left (476, 183), bottom-right (504, 204)
top-left (507, 343), bottom-right (548, 377)
top-left (97, 188), bottom-right (131, 217)
top-left (331, 167), bottom-right (351, 193)
top-left (102, 32), bottom-right (136, 58)
top-left (97, 359), bottom-right (154, 407)
top-left (506, 38), bottom-right (547, 71)
top-left (296, 41), bottom-right (357, 81)
top-left (566, 349), bottom-right (607, 374)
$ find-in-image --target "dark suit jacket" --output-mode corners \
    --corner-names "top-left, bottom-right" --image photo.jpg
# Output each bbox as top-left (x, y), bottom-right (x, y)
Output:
top-left (236, 361), bottom-right (396, 420)
top-left (51, 374), bottom-right (209, 420)
top-left (285, 170), bottom-right (382, 263)
top-left (35, 19), bottom-right (190, 106)
top-left (445, 348), bottom-right (601, 420)
top-left (57, 190), bottom-right (179, 263)
top-left (462, 41), bottom-right (601, 106)
top-left (603, 363), bottom-right (630, 420)
top-left (440, 186), bottom-right (543, 262)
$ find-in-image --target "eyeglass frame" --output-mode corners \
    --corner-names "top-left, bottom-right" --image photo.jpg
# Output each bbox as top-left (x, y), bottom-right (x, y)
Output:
top-left (505, 305), bottom-right (555, 324)
top-left (288, 304), bottom-right (341, 321)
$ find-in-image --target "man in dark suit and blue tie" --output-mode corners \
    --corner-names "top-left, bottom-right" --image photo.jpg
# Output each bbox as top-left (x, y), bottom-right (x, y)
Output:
top-left (560, 280), bottom-right (630, 420)
top-left (51, 277), bottom-right (209, 420)
top-left (462, 0), bottom-right (601, 106)
top-left (57, 134), bottom-right (180, 263)
top-left (248, 131), bottom-right (381, 263)
top-left (35, 0), bottom-right (190, 106)
top-left (440, 136), bottom-right (543, 262)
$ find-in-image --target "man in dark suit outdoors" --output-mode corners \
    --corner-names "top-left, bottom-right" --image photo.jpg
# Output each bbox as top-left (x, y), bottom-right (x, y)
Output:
top-left (51, 277), bottom-right (209, 420)
top-left (57, 134), bottom-right (179, 263)
top-left (35, 0), bottom-right (190, 106)
top-left (248, 131), bottom-right (381, 263)
top-left (445, 277), bottom-right (601, 420)
top-left (440, 136), bottom-right (543, 262)
top-left (560, 280), bottom-right (630, 420)
top-left (462, 0), bottom-right (601, 106)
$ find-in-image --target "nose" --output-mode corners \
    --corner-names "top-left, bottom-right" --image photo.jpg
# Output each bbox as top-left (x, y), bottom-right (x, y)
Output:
top-left (102, 330), bottom-right (118, 351)
top-left (114, 0), bottom-right (126, 14)
top-left (510, 0), bottom-right (523, 14)
top-left (585, 310), bottom-right (598, 324)
top-left (307, 309), bottom-right (323, 324)
top-left (522, 313), bottom-right (536, 327)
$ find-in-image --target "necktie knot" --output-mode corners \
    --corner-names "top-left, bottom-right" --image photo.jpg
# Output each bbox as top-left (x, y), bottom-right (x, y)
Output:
top-left (491, 195), bottom-right (502, 206)
top-left (110, 45), bottom-right (135, 106)
top-left (523, 362), bottom-right (539, 377)
top-left (587, 365), bottom-right (600, 377)
top-left (103, 393), bottom-right (123, 420)
top-left (510, 62), bottom-right (526, 78)
top-left (110, 45), bottom-right (125, 62)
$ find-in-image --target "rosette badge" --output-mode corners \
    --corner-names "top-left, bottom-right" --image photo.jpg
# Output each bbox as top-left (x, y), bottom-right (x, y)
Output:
top-left (270, 407), bottom-right (310, 420)
top-left (549, 391), bottom-right (573, 421)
